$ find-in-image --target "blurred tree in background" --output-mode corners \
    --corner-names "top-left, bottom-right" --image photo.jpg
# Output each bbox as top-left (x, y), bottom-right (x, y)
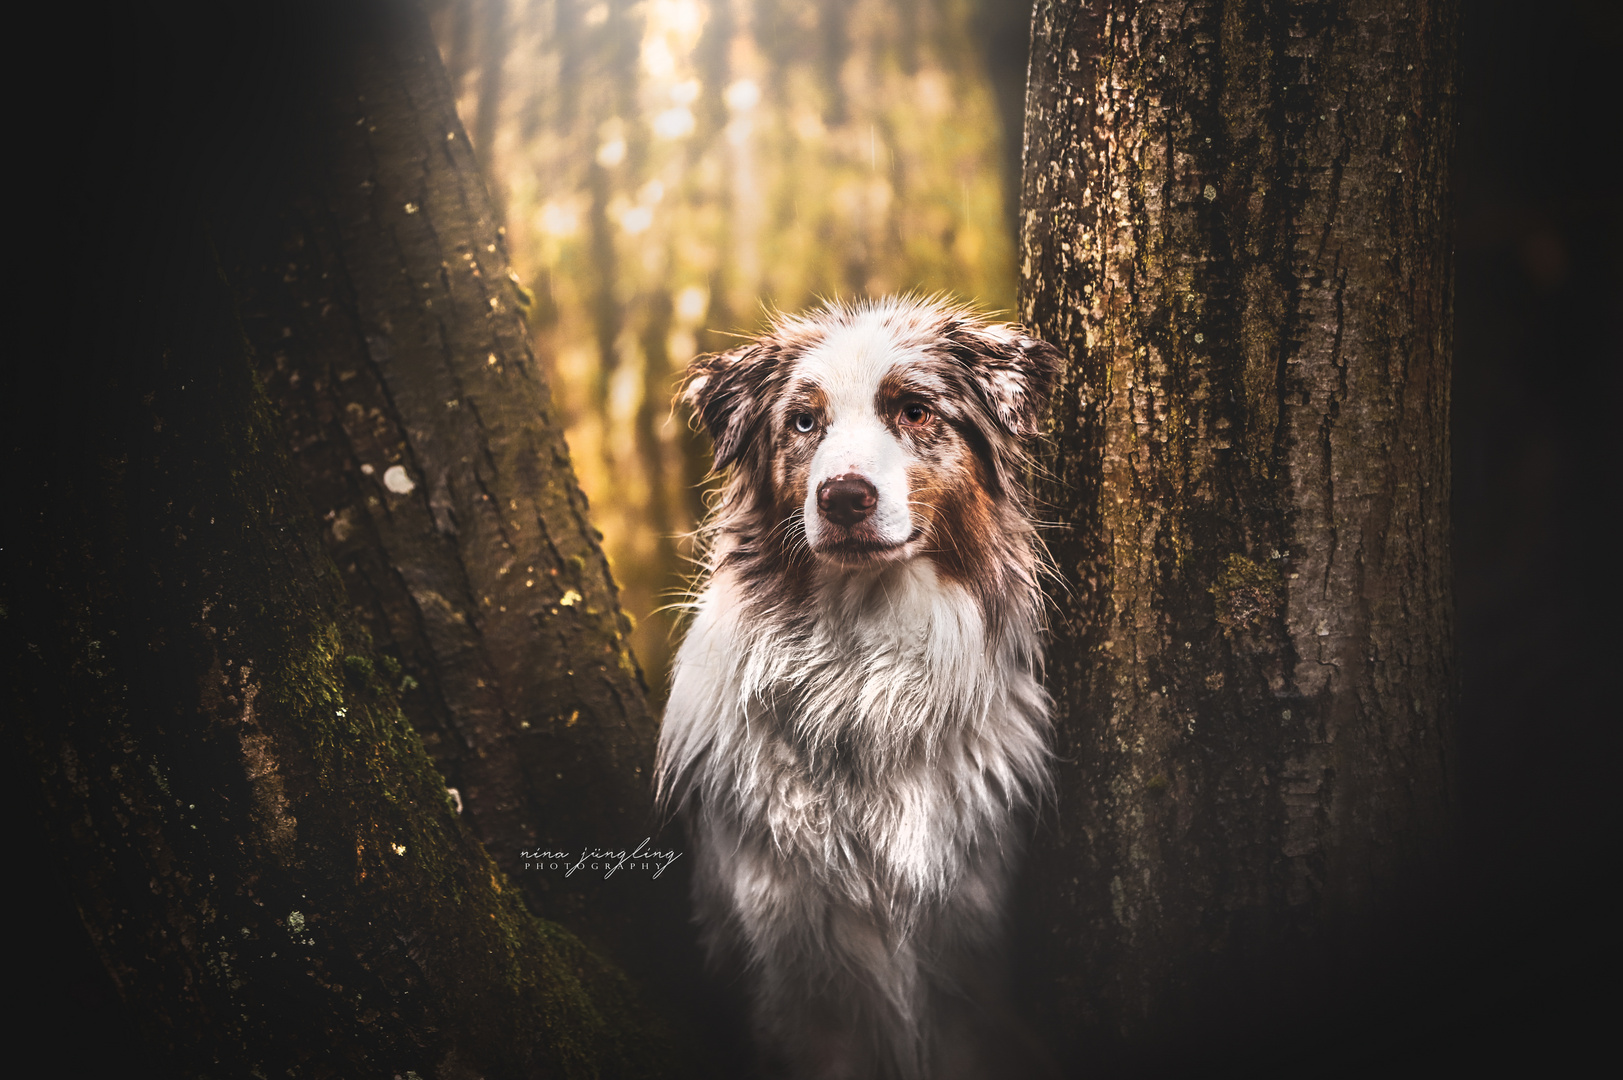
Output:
top-left (427, 0), bottom-right (1022, 694)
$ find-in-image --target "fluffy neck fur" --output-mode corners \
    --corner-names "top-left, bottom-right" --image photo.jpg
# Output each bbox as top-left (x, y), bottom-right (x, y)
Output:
top-left (659, 541), bottom-right (1051, 908)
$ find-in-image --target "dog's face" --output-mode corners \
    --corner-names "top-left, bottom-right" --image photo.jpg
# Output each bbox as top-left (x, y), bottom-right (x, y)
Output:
top-left (685, 299), bottom-right (1061, 574)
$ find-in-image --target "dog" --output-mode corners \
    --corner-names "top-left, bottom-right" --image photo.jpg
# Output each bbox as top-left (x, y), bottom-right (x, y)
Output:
top-left (656, 296), bottom-right (1062, 1079)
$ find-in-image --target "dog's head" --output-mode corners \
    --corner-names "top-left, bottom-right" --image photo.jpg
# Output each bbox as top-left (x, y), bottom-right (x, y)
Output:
top-left (684, 297), bottom-right (1062, 573)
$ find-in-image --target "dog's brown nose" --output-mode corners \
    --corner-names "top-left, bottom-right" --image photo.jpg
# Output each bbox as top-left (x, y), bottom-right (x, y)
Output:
top-left (818, 475), bottom-right (878, 526)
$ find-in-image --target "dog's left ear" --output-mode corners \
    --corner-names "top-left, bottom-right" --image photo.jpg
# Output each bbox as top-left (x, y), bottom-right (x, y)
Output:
top-left (944, 322), bottom-right (1065, 438)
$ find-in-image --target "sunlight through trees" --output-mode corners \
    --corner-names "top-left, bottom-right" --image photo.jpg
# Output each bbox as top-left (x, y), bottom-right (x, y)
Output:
top-left (431, 0), bottom-right (1016, 693)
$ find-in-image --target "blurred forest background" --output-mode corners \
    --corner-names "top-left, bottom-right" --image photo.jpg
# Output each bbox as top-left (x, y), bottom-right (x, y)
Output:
top-left (422, 0), bottom-right (1031, 695)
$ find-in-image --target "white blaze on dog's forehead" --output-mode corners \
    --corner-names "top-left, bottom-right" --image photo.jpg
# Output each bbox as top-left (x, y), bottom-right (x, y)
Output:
top-left (793, 309), bottom-right (924, 551)
top-left (790, 310), bottom-right (916, 407)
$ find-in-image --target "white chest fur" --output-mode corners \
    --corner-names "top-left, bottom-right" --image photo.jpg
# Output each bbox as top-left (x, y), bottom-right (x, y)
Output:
top-left (660, 558), bottom-right (1050, 917)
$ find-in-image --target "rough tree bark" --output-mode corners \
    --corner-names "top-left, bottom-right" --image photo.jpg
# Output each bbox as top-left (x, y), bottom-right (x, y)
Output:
top-left (1018, 0), bottom-right (1457, 1067)
top-left (221, 0), bottom-right (674, 968)
top-left (3, 226), bottom-right (672, 1080)
top-left (4, 1), bottom-right (689, 1075)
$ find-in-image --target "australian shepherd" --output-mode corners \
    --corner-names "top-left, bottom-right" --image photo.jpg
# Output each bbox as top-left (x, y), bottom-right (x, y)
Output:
top-left (656, 296), bottom-right (1062, 1079)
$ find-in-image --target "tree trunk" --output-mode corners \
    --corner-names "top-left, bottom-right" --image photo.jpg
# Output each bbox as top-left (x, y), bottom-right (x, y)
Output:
top-left (1018, 0), bottom-right (1458, 1067)
top-left (3, 208), bottom-right (671, 1080)
top-left (4, 1), bottom-right (685, 1074)
top-left (222, 0), bottom-right (673, 971)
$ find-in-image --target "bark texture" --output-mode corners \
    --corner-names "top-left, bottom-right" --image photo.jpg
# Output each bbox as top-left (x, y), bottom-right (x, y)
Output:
top-left (4, 1), bottom-right (685, 1074)
top-left (1018, 0), bottom-right (1458, 1063)
top-left (2, 228), bottom-right (673, 1080)
top-left (223, 0), bottom-right (668, 958)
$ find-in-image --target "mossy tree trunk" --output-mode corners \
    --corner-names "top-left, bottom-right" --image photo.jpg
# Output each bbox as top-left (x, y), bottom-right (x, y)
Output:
top-left (1018, 0), bottom-right (1458, 1068)
top-left (3, 1), bottom-right (688, 1075)
top-left (223, 0), bottom-right (674, 968)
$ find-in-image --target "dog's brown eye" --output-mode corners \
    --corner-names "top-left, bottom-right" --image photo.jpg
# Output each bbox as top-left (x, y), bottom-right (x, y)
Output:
top-left (792, 413), bottom-right (818, 434)
top-left (899, 403), bottom-right (932, 427)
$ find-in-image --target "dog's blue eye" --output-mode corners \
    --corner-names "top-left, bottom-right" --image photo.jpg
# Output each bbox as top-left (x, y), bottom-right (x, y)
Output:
top-left (792, 413), bottom-right (817, 434)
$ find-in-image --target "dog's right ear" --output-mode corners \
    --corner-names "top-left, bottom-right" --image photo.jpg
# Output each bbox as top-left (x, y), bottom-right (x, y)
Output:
top-left (682, 344), bottom-right (777, 470)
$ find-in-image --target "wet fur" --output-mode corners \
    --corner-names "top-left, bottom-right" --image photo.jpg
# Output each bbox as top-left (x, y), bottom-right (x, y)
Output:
top-left (658, 297), bottom-right (1062, 1079)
